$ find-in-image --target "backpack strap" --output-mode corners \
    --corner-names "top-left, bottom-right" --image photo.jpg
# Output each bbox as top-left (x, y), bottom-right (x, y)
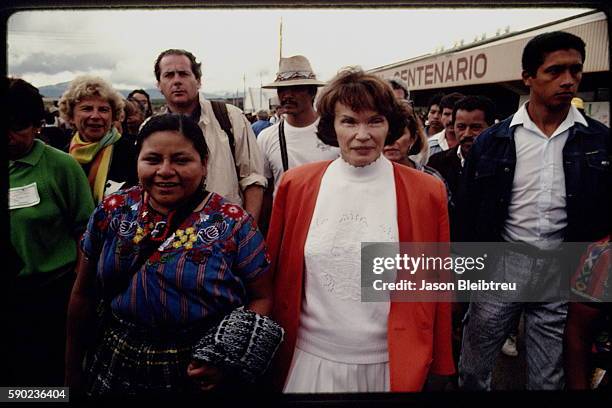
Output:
top-left (278, 118), bottom-right (289, 173)
top-left (210, 100), bottom-right (240, 180)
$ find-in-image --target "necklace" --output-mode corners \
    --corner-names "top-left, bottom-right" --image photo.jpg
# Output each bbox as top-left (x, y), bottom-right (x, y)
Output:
top-left (133, 211), bottom-right (167, 244)
top-left (133, 190), bottom-right (211, 245)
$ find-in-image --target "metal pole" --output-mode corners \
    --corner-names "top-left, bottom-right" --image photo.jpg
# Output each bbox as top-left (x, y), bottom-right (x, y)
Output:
top-left (279, 17), bottom-right (283, 62)
top-left (243, 74), bottom-right (246, 112)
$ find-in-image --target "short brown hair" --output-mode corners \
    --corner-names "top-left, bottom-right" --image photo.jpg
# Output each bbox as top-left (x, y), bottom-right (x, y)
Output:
top-left (154, 49), bottom-right (202, 82)
top-left (316, 67), bottom-right (408, 147)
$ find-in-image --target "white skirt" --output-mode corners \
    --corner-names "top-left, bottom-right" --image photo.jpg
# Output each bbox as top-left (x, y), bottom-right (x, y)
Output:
top-left (283, 346), bottom-right (391, 393)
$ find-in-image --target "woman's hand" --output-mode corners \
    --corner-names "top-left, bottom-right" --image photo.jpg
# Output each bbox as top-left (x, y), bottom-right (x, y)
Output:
top-left (187, 360), bottom-right (227, 392)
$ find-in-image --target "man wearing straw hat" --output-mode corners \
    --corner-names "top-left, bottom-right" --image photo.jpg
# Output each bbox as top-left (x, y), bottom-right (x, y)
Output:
top-left (257, 55), bottom-right (339, 198)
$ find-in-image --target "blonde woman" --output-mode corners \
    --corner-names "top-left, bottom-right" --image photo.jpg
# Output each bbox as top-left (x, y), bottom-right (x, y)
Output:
top-left (59, 75), bottom-right (137, 202)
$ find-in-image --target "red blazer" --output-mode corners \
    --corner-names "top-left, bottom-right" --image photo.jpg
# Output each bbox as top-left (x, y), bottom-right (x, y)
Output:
top-left (267, 160), bottom-right (455, 392)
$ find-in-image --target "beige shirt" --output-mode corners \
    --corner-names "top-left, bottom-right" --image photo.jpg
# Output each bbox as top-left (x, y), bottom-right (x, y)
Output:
top-left (163, 95), bottom-right (267, 205)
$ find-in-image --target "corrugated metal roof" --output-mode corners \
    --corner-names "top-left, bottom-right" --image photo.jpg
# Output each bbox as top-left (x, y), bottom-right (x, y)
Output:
top-left (369, 10), bottom-right (608, 74)
top-left (368, 10), bottom-right (608, 91)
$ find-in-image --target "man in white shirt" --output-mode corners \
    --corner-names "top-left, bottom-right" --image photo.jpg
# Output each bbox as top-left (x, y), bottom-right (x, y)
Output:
top-left (259, 55), bottom-right (340, 193)
top-left (154, 49), bottom-right (266, 222)
top-left (458, 31), bottom-right (611, 390)
top-left (257, 55), bottom-right (340, 230)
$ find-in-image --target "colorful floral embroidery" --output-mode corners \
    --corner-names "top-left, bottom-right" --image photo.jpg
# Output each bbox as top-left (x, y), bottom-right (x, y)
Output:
top-left (133, 227), bottom-right (145, 244)
top-left (167, 228), bottom-right (200, 249)
top-left (118, 220), bottom-right (137, 237)
top-left (220, 203), bottom-right (243, 220)
top-left (82, 186), bottom-right (270, 325)
top-left (197, 225), bottom-right (220, 245)
top-left (209, 213), bottom-right (224, 224)
top-left (102, 194), bottom-right (126, 212)
top-left (132, 220), bottom-right (167, 244)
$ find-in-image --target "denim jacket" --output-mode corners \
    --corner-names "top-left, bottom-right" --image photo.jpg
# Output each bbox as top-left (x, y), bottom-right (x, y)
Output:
top-left (459, 114), bottom-right (610, 243)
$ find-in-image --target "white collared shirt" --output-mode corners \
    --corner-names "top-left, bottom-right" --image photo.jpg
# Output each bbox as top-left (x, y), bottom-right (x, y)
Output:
top-left (502, 103), bottom-right (588, 249)
top-left (162, 95), bottom-right (267, 205)
top-left (427, 129), bottom-right (449, 157)
top-left (457, 146), bottom-right (466, 168)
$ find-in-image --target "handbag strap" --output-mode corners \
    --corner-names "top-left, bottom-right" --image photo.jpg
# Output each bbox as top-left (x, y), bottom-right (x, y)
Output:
top-left (278, 118), bottom-right (289, 173)
top-left (210, 100), bottom-right (242, 182)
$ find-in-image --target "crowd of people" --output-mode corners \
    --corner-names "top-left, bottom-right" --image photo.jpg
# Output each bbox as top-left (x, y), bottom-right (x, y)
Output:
top-left (5, 30), bottom-right (610, 398)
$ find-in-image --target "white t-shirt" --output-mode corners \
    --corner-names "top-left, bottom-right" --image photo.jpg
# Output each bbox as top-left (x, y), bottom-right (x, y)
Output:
top-left (298, 155), bottom-right (398, 364)
top-left (257, 118), bottom-right (340, 195)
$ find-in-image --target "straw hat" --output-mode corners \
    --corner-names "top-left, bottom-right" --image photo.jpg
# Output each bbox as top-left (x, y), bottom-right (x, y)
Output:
top-left (262, 55), bottom-right (326, 88)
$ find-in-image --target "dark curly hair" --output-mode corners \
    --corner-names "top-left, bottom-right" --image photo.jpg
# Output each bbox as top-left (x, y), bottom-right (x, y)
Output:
top-left (316, 67), bottom-right (408, 147)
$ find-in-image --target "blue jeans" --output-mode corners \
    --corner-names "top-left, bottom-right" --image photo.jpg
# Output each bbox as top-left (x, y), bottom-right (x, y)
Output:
top-left (458, 247), bottom-right (568, 390)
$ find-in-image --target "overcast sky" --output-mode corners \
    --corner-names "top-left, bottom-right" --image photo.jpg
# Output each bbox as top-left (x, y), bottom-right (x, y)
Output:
top-left (7, 7), bottom-right (592, 94)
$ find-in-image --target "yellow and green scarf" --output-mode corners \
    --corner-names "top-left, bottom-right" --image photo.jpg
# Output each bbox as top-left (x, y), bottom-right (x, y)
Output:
top-left (69, 127), bottom-right (122, 203)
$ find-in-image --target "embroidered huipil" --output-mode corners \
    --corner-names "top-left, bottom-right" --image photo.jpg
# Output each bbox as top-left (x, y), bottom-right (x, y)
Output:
top-left (81, 186), bottom-right (270, 328)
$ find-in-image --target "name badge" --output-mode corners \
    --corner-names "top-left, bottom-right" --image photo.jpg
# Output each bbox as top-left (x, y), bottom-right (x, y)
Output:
top-left (9, 182), bottom-right (41, 210)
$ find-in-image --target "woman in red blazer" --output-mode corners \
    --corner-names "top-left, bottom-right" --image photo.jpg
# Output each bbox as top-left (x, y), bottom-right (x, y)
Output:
top-left (267, 68), bottom-right (454, 393)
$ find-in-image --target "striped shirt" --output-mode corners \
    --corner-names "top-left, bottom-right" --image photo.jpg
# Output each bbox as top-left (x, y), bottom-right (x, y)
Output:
top-left (82, 186), bottom-right (270, 329)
